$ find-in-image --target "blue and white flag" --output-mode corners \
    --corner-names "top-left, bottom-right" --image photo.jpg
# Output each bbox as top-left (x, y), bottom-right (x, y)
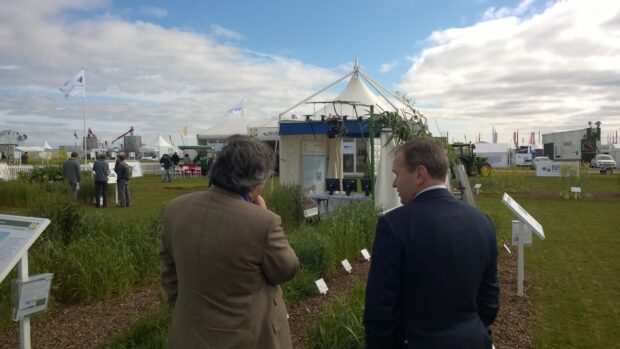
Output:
top-left (227, 99), bottom-right (244, 115)
top-left (59, 69), bottom-right (85, 98)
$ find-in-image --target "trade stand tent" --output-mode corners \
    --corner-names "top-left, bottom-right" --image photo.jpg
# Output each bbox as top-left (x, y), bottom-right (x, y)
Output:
top-left (147, 134), bottom-right (177, 157)
top-left (196, 118), bottom-right (279, 151)
top-left (278, 61), bottom-right (426, 210)
top-left (473, 142), bottom-right (511, 168)
top-left (197, 120), bottom-right (249, 151)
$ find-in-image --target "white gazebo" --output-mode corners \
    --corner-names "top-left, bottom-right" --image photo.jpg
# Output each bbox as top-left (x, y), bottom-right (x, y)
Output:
top-left (278, 60), bottom-right (426, 210)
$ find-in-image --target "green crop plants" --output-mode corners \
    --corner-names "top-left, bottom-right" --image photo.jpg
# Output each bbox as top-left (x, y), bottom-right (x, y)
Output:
top-left (306, 282), bottom-right (366, 349)
top-left (283, 200), bottom-right (377, 304)
top-left (263, 184), bottom-right (305, 233)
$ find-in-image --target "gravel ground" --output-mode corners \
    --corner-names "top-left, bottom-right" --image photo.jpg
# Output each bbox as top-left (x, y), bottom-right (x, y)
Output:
top-left (0, 252), bottom-right (531, 349)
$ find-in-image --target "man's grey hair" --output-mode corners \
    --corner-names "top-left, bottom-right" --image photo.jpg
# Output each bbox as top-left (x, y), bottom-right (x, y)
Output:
top-left (209, 135), bottom-right (274, 193)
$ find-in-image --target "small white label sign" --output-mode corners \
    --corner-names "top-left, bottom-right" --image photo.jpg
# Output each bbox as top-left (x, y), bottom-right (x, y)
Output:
top-left (503, 243), bottom-right (511, 254)
top-left (341, 259), bottom-right (352, 273)
top-left (361, 249), bottom-right (371, 261)
top-left (315, 278), bottom-right (328, 295)
top-left (571, 187), bottom-right (581, 193)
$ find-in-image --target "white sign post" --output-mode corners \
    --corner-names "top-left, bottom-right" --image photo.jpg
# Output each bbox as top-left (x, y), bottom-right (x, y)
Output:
top-left (501, 193), bottom-right (545, 297)
top-left (0, 214), bottom-right (51, 349)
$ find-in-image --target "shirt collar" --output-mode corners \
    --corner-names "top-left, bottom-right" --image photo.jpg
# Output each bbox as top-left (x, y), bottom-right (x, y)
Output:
top-left (415, 184), bottom-right (448, 198)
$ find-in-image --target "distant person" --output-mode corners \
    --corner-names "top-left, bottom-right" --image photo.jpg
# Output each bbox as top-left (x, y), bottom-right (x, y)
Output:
top-left (21, 152), bottom-right (28, 164)
top-left (206, 153), bottom-right (217, 174)
top-left (62, 152), bottom-right (81, 199)
top-left (171, 152), bottom-right (180, 167)
top-left (114, 154), bottom-right (131, 208)
top-left (160, 154), bottom-right (173, 183)
top-left (160, 135), bottom-right (299, 348)
top-left (92, 154), bottom-right (110, 207)
top-left (364, 138), bottom-right (500, 348)
top-left (182, 153), bottom-right (192, 164)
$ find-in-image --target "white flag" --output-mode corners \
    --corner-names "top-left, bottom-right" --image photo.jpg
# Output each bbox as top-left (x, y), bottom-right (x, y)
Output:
top-left (227, 99), bottom-right (244, 115)
top-left (59, 69), bottom-right (85, 98)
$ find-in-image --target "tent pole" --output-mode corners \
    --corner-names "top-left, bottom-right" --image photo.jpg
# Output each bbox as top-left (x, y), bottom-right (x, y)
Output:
top-left (370, 105), bottom-right (375, 198)
top-left (278, 71), bottom-right (354, 120)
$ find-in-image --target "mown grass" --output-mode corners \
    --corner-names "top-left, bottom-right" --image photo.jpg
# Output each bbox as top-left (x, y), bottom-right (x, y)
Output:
top-left (475, 184), bottom-right (620, 348)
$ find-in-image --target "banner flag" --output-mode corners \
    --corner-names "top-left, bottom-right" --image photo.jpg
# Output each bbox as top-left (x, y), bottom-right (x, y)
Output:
top-left (227, 99), bottom-right (244, 115)
top-left (59, 69), bottom-right (85, 98)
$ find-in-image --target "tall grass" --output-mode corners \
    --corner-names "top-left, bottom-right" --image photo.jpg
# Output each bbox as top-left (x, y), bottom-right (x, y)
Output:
top-left (283, 200), bottom-right (377, 304)
top-left (0, 191), bottom-right (161, 330)
top-left (263, 184), bottom-right (305, 233)
top-left (306, 282), bottom-right (366, 349)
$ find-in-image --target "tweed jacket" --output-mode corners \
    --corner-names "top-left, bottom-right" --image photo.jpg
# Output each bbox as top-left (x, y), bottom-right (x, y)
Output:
top-left (160, 185), bottom-right (299, 349)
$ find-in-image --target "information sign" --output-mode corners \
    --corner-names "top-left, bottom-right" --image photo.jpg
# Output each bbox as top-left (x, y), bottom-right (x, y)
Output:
top-left (315, 278), bottom-right (328, 295)
top-left (0, 215), bottom-right (51, 283)
top-left (501, 193), bottom-right (545, 240)
top-left (12, 273), bottom-right (53, 320)
top-left (341, 259), bottom-right (352, 273)
top-left (361, 249), bottom-right (371, 261)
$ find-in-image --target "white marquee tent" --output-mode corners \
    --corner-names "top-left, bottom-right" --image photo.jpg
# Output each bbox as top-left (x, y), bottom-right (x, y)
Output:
top-left (278, 61), bottom-right (424, 210)
top-left (473, 142), bottom-right (511, 168)
top-left (147, 134), bottom-right (178, 157)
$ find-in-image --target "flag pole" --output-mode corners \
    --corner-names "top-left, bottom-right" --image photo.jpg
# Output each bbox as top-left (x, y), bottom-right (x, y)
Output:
top-left (82, 94), bottom-right (86, 165)
top-left (82, 68), bottom-right (87, 166)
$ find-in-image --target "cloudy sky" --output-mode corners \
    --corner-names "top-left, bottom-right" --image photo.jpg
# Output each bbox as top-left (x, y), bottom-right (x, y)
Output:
top-left (1, 0), bottom-right (619, 147)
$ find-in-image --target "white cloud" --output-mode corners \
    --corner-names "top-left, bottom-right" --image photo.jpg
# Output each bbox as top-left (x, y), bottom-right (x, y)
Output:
top-left (482, 0), bottom-right (535, 20)
top-left (210, 24), bottom-right (244, 41)
top-left (0, 0), bottom-right (338, 146)
top-left (0, 65), bottom-right (19, 70)
top-left (139, 6), bottom-right (168, 18)
top-left (399, 0), bottom-right (620, 144)
top-left (379, 60), bottom-right (398, 73)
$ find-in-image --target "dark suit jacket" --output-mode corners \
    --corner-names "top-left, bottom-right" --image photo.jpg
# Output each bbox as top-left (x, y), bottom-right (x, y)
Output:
top-left (364, 188), bottom-right (499, 349)
top-left (160, 186), bottom-right (299, 349)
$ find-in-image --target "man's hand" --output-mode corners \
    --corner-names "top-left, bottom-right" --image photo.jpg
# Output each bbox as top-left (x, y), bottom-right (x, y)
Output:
top-left (252, 194), bottom-right (267, 208)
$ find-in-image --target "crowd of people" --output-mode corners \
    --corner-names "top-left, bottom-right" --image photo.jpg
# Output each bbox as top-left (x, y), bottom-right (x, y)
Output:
top-left (62, 152), bottom-right (132, 208)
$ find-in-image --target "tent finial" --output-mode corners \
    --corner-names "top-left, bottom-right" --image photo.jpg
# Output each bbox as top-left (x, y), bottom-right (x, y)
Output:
top-left (354, 56), bottom-right (359, 72)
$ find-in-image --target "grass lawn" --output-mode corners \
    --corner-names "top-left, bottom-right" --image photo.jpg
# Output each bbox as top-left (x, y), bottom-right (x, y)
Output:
top-left (475, 173), bottom-right (620, 348)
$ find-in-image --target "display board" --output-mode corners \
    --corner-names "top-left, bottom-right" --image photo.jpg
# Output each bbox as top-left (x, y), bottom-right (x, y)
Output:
top-left (12, 273), bottom-right (53, 320)
top-left (501, 193), bottom-right (545, 239)
top-left (536, 161), bottom-right (580, 177)
top-left (0, 215), bottom-right (51, 283)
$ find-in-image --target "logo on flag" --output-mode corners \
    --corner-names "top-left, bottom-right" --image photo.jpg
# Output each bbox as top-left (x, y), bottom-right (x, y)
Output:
top-left (59, 69), bottom-right (85, 98)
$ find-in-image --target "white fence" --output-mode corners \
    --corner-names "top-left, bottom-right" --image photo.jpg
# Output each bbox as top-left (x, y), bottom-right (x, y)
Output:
top-left (0, 162), bottom-right (161, 181)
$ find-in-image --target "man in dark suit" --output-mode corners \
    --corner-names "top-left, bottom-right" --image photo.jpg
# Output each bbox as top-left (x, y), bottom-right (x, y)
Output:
top-left (160, 135), bottom-right (299, 349)
top-left (364, 138), bottom-right (499, 349)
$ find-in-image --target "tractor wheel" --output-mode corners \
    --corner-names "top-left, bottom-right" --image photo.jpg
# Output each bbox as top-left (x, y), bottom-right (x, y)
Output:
top-left (479, 163), bottom-right (492, 177)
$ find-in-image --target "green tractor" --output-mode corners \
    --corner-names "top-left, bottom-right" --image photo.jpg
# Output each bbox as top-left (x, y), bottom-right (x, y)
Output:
top-left (450, 143), bottom-right (492, 177)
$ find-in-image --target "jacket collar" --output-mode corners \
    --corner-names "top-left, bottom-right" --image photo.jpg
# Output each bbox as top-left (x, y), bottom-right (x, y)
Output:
top-left (413, 187), bottom-right (452, 202)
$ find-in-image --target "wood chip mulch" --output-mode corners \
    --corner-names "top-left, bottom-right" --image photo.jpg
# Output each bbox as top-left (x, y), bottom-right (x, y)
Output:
top-left (0, 285), bottom-right (161, 349)
top-left (0, 251), bottom-right (532, 349)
